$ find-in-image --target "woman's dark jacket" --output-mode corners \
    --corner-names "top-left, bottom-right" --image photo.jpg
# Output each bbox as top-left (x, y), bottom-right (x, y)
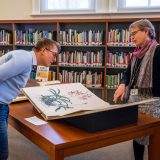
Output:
top-left (121, 45), bottom-right (160, 97)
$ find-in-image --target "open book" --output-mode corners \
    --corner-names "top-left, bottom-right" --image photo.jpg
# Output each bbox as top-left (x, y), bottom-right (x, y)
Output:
top-left (22, 83), bottom-right (158, 120)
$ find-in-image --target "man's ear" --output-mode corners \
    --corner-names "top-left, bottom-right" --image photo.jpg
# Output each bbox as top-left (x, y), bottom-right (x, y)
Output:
top-left (40, 48), bottom-right (45, 55)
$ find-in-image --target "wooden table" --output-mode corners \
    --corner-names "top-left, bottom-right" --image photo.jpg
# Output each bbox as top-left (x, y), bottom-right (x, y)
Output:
top-left (9, 102), bottom-right (160, 160)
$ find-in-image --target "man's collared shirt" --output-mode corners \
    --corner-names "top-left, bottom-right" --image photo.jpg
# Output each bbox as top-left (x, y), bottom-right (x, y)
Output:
top-left (0, 50), bottom-right (36, 104)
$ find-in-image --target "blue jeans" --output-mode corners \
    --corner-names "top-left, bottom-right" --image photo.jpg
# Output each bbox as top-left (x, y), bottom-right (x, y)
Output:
top-left (0, 104), bottom-right (9, 160)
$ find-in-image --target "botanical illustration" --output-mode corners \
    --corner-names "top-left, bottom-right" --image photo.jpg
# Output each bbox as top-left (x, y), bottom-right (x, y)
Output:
top-left (41, 88), bottom-right (72, 112)
top-left (40, 89), bottom-right (92, 112)
top-left (68, 90), bottom-right (92, 100)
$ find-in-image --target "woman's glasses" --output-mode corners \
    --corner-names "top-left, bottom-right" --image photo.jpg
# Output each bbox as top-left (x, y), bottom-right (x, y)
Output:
top-left (130, 30), bottom-right (141, 37)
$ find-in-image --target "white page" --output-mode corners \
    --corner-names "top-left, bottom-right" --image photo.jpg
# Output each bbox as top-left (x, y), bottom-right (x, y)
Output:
top-left (25, 116), bottom-right (48, 125)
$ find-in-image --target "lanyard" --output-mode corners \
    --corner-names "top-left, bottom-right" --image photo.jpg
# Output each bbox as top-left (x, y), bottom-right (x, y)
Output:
top-left (128, 58), bottom-right (142, 88)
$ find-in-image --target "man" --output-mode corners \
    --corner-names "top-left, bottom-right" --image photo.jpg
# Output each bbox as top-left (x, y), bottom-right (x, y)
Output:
top-left (0, 38), bottom-right (60, 160)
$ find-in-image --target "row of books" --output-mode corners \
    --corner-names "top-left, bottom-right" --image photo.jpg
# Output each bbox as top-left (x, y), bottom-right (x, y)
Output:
top-left (106, 52), bottom-right (132, 67)
top-left (107, 29), bottom-right (134, 46)
top-left (14, 30), bottom-right (53, 45)
top-left (31, 70), bottom-right (56, 81)
top-left (30, 65), bottom-right (56, 81)
top-left (59, 29), bottom-right (104, 46)
top-left (29, 65), bottom-right (125, 89)
top-left (106, 72), bottom-right (124, 89)
top-left (59, 70), bottom-right (102, 87)
top-left (30, 67), bottom-right (103, 87)
top-left (59, 50), bottom-right (103, 66)
top-left (0, 30), bottom-right (12, 45)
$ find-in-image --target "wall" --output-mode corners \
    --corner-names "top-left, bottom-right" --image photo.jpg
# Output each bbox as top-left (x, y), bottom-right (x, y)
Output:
top-left (0, 0), bottom-right (110, 20)
top-left (0, 0), bottom-right (32, 20)
top-left (0, 0), bottom-right (160, 20)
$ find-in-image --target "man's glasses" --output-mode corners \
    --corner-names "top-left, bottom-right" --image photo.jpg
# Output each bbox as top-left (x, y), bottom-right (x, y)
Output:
top-left (45, 48), bottom-right (58, 56)
top-left (130, 30), bottom-right (141, 37)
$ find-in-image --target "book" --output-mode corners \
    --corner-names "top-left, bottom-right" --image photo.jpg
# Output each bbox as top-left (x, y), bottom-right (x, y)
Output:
top-left (36, 66), bottom-right (49, 82)
top-left (22, 83), bottom-right (109, 120)
top-left (22, 82), bottom-right (158, 120)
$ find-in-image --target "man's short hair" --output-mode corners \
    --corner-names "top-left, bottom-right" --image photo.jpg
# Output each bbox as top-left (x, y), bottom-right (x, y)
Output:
top-left (33, 38), bottom-right (61, 53)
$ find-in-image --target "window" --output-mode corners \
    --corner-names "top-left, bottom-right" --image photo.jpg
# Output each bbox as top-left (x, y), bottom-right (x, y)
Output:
top-left (118, 0), bottom-right (160, 11)
top-left (40, 0), bottom-right (96, 13)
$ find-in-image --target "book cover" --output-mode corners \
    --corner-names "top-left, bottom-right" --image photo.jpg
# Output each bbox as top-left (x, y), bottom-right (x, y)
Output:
top-left (36, 66), bottom-right (49, 82)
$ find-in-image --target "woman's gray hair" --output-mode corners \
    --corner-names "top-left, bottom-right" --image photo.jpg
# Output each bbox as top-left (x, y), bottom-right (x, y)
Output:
top-left (129, 19), bottom-right (156, 39)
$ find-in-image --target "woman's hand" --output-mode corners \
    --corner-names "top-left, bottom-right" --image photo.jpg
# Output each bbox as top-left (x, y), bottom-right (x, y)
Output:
top-left (113, 84), bottom-right (125, 103)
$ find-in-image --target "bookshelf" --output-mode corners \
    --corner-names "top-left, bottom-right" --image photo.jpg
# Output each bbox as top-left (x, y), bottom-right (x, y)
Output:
top-left (106, 21), bottom-right (134, 103)
top-left (58, 21), bottom-right (106, 100)
top-left (13, 22), bottom-right (57, 49)
top-left (0, 22), bottom-right (13, 56)
top-left (0, 18), bottom-right (160, 103)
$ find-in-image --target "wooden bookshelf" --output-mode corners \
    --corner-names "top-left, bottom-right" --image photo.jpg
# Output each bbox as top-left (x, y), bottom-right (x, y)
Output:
top-left (1, 18), bottom-right (160, 102)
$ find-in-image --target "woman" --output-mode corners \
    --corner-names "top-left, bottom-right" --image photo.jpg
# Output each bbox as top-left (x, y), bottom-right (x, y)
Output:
top-left (113, 19), bottom-right (160, 160)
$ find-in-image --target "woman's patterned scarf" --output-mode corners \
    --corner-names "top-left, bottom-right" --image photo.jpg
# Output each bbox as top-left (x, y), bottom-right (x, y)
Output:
top-left (133, 39), bottom-right (157, 59)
